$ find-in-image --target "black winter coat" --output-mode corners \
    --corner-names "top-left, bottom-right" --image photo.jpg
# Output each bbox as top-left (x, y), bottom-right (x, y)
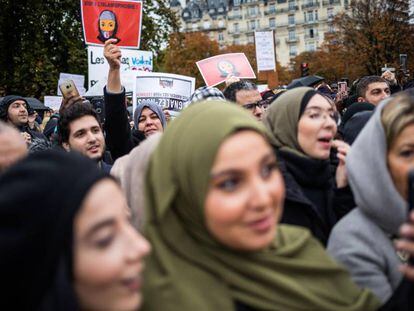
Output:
top-left (104, 87), bottom-right (145, 160)
top-left (277, 149), bottom-right (353, 246)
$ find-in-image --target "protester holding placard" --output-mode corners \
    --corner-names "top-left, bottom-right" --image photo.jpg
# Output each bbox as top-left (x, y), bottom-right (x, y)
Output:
top-left (103, 39), bottom-right (166, 160)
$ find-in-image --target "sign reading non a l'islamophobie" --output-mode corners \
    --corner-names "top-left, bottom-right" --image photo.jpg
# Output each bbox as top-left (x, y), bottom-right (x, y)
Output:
top-left (81, 0), bottom-right (143, 48)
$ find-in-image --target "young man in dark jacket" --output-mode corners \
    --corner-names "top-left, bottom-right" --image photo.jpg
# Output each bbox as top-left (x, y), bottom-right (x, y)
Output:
top-left (0, 95), bottom-right (48, 151)
top-left (58, 102), bottom-right (112, 173)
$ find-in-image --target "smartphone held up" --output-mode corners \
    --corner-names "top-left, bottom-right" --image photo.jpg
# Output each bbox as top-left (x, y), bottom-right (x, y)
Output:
top-left (59, 80), bottom-right (80, 99)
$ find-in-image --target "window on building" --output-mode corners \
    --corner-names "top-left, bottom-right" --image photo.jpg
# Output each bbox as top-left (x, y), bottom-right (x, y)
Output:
top-left (234, 0), bottom-right (240, 5)
top-left (288, 0), bottom-right (295, 10)
top-left (269, 3), bottom-right (276, 13)
top-left (288, 29), bottom-right (296, 40)
top-left (249, 6), bottom-right (257, 16)
top-left (269, 17), bottom-right (276, 28)
top-left (234, 23), bottom-right (239, 32)
top-left (288, 14), bottom-right (295, 25)
top-left (309, 28), bottom-right (314, 38)
top-left (249, 20), bottom-right (259, 30)
top-left (305, 41), bottom-right (316, 51)
top-left (218, 32), bottom-right (224, 41)
top-left (327, 8), bottom-right (334, 19)
top-left (328, 24), bottom-right (335, 33)
top-left (248, 35), bottom-right (254, 43)
top-left (192, 8), bottom-right (200, 18)
top-left (315, 10), bottom-right (319, 20)
top-left (203, 21), bottom-right (210, 29)
top-left (289, 44), bottom-right (297, 56)
top-left (307, 11), bottom-right (314, 22)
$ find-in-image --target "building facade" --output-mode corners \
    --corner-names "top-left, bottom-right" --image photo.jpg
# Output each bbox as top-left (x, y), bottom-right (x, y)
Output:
top-left (171, 0), bottom-right (348, 66)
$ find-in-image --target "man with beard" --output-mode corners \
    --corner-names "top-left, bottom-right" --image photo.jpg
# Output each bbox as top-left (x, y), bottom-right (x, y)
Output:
top-left (0, 96), bottom-right (48, 150)
top-left (58, 102), bottom-right (111, 173)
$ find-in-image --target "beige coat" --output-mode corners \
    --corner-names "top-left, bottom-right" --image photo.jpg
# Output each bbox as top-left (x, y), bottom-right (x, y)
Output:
top-left (111, 133), bottom-right (161, 230)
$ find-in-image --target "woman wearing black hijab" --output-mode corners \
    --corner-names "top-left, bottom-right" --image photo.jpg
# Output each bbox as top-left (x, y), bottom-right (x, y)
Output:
top-left (0, 150), bottom-right (150, 310)
top-left (263, 87), bottom-right (351, 245)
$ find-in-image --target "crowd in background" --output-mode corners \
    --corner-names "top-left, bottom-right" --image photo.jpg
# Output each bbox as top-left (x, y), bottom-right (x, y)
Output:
top-left (1, 38), bottom-right (414, 310)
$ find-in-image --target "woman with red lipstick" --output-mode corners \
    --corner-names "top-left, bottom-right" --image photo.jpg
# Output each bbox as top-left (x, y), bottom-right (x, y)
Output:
top-left (263, 87), bottom-right (351, 246)
top-left (0, 150), bottom-right (150, 311)
top-left (141, 101), bottom-right (380, 311)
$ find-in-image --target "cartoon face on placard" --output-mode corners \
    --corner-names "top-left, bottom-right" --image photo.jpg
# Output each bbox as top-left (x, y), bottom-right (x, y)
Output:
top-left (97, 10), bottom-right (120, 43)
top-left (196, 53), bottom-right (256, 87)
top-left (81, 0), bottom-right (143, 48)
top-left (217, 60), bottom-right (239, 78)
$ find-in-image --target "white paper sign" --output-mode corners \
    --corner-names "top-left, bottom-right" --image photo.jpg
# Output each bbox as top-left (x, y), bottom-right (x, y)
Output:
top-left (255, 31), bottom-right (276, 72)
top-left (44, 96), bottom-right (63, 111)
top-left (88, 46), bottom-right (153, 90)
top-left (58, 73), bottom-right (86, 96)
top-left (133, 72), bottom-right (195, 119)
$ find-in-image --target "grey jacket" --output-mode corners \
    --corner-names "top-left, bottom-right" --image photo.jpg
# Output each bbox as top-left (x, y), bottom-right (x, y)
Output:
top-left (327, 99), bottom-right (407, 304)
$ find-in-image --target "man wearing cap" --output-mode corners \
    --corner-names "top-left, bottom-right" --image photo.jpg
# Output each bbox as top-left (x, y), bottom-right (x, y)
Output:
top-left (0, 96), bottom-right (48, 148)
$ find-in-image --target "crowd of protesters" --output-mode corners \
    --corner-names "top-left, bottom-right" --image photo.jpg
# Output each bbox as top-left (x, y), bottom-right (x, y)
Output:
top-left (1, 38), bottom-right (414, 310)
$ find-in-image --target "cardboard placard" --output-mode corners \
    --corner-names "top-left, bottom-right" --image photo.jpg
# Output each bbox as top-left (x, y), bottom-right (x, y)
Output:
top-left (87, 45), bottom-right (152, 89)
top-left (44, 96), bottom-right (63, 111)
top-left (196, 53), bottom-right (256, 87)
top-left (133, 72), bottom-right (195, 119)
top-left (81, 0), bottom-right (143, 48)
top-left (255, 31), bottom-right (276, 72)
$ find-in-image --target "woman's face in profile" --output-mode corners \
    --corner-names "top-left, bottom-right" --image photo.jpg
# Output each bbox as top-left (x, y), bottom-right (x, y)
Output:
top-left (388, 123), bottom-right (414, 200)
top-left (73, 179), bottom-right (151, 311)
top-left (204, 130), bottom-right (285, 251)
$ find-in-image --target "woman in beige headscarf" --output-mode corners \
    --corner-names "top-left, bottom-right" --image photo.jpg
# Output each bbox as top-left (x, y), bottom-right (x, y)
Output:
top-left (111, 133), bottom-right (162, 230)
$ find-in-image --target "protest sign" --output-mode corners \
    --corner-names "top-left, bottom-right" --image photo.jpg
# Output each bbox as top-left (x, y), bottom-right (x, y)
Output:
top-left (44, 96), bottom-right (63, 112)
top-left (133, 72), bottom-right (195, 119)
top-left (255, 31), bottom-right (276, 72)
top-left (57, 73), bottom-right (86, 96)
top-left (88, 45), bottom-right (152, 89)
top-left (81, 0), bottom-right (143, 48)
top-left (196, 53), bottom-right (256, 87)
